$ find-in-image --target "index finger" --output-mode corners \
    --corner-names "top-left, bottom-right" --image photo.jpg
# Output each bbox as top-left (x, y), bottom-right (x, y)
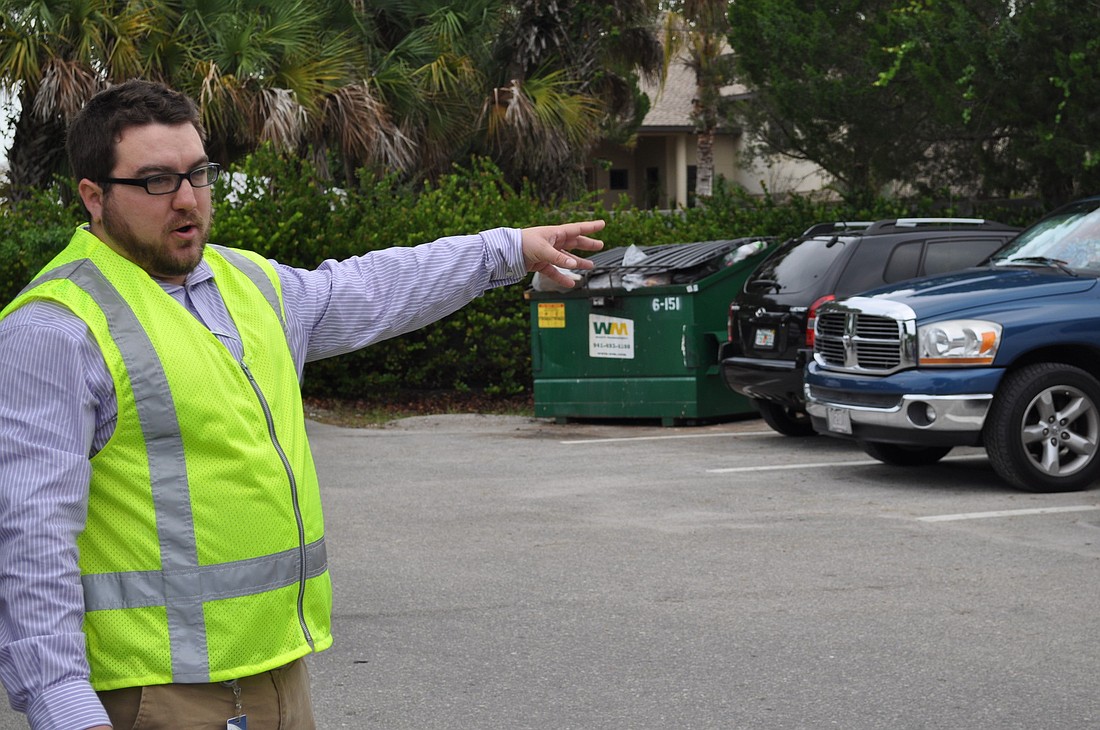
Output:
top-left (562, 220), bottom-right (606, 238)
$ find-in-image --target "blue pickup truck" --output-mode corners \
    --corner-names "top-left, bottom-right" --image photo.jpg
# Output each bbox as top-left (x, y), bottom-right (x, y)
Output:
top-left (804, 196), bottom-right (1100, 492)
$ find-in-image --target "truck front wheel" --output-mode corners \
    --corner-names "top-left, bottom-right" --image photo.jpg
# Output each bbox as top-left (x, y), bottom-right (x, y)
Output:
top-left (985, 363), bottom-right (1100, 492)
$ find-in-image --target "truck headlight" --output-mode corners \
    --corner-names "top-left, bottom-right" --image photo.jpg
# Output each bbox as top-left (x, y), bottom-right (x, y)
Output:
top-left (918, 320), bottom-right (1002, 366)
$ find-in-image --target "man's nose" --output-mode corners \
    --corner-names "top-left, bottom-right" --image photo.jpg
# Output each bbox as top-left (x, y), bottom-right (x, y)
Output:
top-left (172, 178), bottom-right (199, 209)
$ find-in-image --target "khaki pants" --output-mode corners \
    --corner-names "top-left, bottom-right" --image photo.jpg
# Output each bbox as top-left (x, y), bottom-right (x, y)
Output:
top-left (97, 658), bottom-right (316, 730)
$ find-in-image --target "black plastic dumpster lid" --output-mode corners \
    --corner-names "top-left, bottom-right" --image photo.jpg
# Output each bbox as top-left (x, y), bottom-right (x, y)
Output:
top-left (586, 237), bottom-right (768, 275)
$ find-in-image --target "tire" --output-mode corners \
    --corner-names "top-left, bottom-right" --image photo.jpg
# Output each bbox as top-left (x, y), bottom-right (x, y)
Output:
top-left (860, 441), bottom-right (952, 466)
top-left (984, 363), bottom-right (1100, 492)
top-left (754, 399), bottom-right (817, 437)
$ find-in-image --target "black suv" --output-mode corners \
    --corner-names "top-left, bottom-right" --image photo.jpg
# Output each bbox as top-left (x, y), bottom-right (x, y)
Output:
top-left (719, 218), bottom-right (1021, 436)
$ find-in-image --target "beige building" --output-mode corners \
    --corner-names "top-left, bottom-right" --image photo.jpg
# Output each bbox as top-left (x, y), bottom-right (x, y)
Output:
top-left (587, 60), bottom-right (830, 210)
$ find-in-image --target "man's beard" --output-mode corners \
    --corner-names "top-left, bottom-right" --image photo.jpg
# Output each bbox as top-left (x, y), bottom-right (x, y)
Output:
top-left (101, 195), bottom-right (211, 280)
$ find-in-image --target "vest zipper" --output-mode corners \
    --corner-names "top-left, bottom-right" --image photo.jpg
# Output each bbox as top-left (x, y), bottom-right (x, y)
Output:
top-left (241, 360), bottom-right (315, 648)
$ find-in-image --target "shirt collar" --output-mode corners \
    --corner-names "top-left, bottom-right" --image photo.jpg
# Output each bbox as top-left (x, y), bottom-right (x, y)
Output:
top-left (155, 257), bottom-right (215, 294)
top-left (186, 257), bottom-right (216, 287)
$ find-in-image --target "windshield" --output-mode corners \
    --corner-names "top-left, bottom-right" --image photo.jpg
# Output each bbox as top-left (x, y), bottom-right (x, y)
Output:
top-left (991, 198), bottom-right (1100, 271)
top-left (745, 236), bottom-right (848, 294)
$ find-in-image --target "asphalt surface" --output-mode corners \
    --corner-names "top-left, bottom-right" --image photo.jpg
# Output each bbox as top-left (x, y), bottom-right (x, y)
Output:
top-left (3, 413), bottom-right (1099, 729)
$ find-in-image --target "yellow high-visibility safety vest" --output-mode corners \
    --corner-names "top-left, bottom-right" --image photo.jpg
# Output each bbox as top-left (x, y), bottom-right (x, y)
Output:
top-left (2, 227), bottom-right (333, 689)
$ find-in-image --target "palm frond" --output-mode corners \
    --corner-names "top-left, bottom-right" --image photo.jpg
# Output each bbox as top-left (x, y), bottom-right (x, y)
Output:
top-left (482, 72), bottom-right (602, 171)
top-left (195, 59), bottom-right (249, 146)
top-left (102, 2), bottom-right (164, 81)
top-left (0, 31), bottom-right (42, 90)
top-left (322, 82), bottom-right (417, 172)
top-left (413, 51), bottom-right (480, 97)
top-left (252, 86), bottom-right (307, 150)
top-left (33, 58), bottom-right (100, 122)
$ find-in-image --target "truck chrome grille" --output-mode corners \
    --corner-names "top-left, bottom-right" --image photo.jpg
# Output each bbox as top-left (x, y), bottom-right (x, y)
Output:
top-left (813, 301), bottom-right (917, 375)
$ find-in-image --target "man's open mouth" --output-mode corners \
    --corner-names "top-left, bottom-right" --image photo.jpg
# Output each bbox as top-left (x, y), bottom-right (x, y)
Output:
top-left (171, 222), bottom-right (199, 235)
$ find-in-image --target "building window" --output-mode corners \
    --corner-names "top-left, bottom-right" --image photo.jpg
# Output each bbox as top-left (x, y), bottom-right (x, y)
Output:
top-left (609, 169), bottom-right (629, 190)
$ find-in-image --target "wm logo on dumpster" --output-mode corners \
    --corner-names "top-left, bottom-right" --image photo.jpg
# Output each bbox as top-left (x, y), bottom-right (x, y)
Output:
top-left (589, 314), bottom-right (634, 359)
top-left (592, 320), bottom-right (630, 336)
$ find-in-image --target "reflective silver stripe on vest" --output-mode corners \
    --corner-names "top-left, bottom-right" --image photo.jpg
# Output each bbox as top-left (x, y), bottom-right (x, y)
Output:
top-left (209, 245), bottom-right (287, 335)
top-left (82, 539), bottom-right (328, 609)
top-left (29, 258), bottom-right (325, 682)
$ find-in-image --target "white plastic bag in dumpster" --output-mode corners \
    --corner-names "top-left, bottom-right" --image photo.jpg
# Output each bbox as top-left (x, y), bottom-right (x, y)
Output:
top-left (531, 265), bottom-right (583, 292)
top-left (724, 240), bottom-right (768, 266)
top-left (621, 245), bottom-right (671, 291)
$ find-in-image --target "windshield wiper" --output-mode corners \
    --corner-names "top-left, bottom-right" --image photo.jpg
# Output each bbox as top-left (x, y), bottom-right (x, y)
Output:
top-left (747, 278), bottom-right (781, 292)
top-left (998, 256), bottom-right (1078, 276)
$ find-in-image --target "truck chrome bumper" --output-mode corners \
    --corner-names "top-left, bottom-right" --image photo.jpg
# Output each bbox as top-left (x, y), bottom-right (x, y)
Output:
top-left (805, 391), bottom-right (993, 434)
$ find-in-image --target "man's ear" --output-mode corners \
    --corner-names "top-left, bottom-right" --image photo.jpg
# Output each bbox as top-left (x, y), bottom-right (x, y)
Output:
top-left (78, 179), bottom-right (105, 223)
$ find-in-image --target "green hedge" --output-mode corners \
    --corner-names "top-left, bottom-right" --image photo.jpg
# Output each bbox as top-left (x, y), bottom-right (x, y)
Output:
top-left (0, 151), bottom-right (1047, 398)
top-left (0, 182), bottom-right (84, 305)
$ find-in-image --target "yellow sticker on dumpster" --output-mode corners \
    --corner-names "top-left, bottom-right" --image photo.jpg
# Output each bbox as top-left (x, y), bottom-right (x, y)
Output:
top-left (538, 302), bottom-right (566, 328)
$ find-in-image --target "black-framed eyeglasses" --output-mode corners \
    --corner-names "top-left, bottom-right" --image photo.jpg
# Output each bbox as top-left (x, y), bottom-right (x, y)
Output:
top-left (99, 163), bottom-right (222, 195)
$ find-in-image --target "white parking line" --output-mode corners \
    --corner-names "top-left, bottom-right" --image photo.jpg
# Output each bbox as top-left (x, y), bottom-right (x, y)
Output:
top-left (705, 454), bottom-right (986, 474)
top-left (917, 505), bottom-right (1100, 522)
top-left (707, 459), bottom-right (881, 473)
top-left (561, 431), bottom-right (774, 445)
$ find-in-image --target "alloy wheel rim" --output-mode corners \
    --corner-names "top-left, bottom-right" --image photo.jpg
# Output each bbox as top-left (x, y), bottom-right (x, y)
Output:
top-left (1020, 384), bottom-right (1100, 476)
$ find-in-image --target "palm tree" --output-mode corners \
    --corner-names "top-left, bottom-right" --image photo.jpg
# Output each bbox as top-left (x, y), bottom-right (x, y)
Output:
top-left (0, 0), bottom-right (419, 196)
top-left (340, 0), bottom-right (626, 195)
top-left (0, 0), bottom-right (157, 197)
top-left (150, 0), bottom-right (421, 179)
top-left (660, 0), bottom-right (734, 201)
top-left (486, 0), bottom-right (663, 199)
top-left (354, 0), bottom-right (499, 183)
top-left (479, 69), bottom-right (604, 195)
top-left (2, 0), bottom-right (665, 201)
top-left (165, 0), bottom-right (417, 179)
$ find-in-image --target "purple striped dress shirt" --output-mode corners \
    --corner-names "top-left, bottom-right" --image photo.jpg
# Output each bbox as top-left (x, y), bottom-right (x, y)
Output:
top-left (0, 227), bottom-right (524, 729)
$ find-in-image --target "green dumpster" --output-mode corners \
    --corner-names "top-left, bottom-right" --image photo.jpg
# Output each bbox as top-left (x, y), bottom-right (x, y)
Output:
top-left (527, 237), bottom-right (774, 426)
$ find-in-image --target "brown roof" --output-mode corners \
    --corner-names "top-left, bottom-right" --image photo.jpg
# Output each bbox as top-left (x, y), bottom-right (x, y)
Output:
top-left (640, 56), bottom-right (747, 131)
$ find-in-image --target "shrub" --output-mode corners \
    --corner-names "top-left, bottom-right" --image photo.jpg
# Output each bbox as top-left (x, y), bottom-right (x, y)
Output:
top-left (0, 179), bottom-right (83, 309)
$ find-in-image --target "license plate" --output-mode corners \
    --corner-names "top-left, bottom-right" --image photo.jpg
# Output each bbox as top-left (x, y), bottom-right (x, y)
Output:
top-left (826, 407), bottom-right (852, 435)
top-left (754, 327), bottom-right (776, 348)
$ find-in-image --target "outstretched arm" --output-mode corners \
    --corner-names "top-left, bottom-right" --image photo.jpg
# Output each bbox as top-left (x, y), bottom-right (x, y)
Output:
top-left (521, 220), bottom-right (605, 288)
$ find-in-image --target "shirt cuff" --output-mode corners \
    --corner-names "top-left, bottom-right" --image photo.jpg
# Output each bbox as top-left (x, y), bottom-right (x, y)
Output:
top-left (482, 227), bottom-right (526, 287)
top-left (27, 680), bottom-right (110, 730)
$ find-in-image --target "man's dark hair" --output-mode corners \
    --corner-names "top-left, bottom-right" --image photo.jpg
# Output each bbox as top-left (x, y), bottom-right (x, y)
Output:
top-left (66, 79), bottom-right (206, 185)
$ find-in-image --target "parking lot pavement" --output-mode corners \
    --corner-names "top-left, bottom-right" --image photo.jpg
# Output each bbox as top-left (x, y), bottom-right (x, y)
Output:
top-left (3, 414), bottom-right (1099, 728)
